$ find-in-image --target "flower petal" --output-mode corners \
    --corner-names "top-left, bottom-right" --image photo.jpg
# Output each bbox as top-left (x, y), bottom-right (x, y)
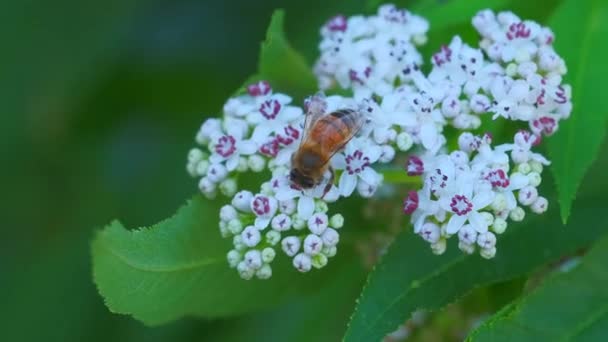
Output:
top-left (469, 211), bottom-right (488, 233)
top-left (446, 214), bottom-right (467, 234)
top-left (237, 140), bottom-right (257, 155)
top-left (254, 217), bottom-right (271, 230)
top-left (359, 167), bottom-right (380, 185)
top-left (226, 156), bottom-right (239, 171)
top-left (473, 191), bottom-right (495, 209)
top-left (297, 196), bottom-right (315, 219)
top-left (339, 172), bottom-right (357, 197)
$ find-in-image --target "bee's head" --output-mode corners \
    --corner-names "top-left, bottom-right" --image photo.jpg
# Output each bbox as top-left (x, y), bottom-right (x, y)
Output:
top-left (289, 167), bottom-right (315, 189)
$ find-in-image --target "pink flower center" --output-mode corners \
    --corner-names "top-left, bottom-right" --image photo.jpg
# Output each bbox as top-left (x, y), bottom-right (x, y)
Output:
top-left (214, 135), bottom-right (236, 157)
top-left (252, 196), bottom-right (271, 216)
top-left (276, 125), bottom-right (300, 146)
top-left (450, 195), bottom-right (473, 216)
top-left (406, 156), bottom-right (424, 176)
top-left (532, 116), bottom-right (557, 136)
top-left (517, 130), bottom-right (542, 146)
top-left (555, 86), bottom-right (568, 104)
top-left (247, 80), bottom-right (271, 96)
top-left (485, 169), bottom-right (510, 188)
top-left (259, 139), bottom-right (280, 157)
top-left (260, 99), bottom-right (281, 120)
top-left (345, 150), bottom-right (370, 175)
top-left (433, 45), bottom-right (452, 67)
top-left (326, 14), bottom-right (347, 32)
top-left (506, 22), bottom-right (531, 40)
top-left (403, 191), bottom-right (419, 214)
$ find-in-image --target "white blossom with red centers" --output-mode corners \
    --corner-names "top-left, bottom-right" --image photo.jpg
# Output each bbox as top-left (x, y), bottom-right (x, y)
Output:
top-left (187, 5), bottom-right (575, 277)
top-left (332, 137), bottom-right (383, 197)
top-left (314, 4), bottom-right (428, 99)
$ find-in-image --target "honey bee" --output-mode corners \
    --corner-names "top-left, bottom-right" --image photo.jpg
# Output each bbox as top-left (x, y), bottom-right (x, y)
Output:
top-left (289, 93), bottom-right (364, 195)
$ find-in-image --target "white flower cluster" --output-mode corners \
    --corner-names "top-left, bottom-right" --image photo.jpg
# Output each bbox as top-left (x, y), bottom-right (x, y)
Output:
top-left (186, 81), bottom-right (304, 199)
top-left (219, 173), bottom-right (345, 279)
top-left (405, 131), bottom-right (549, 258)
top-left (187, 5), bottom-right (573, 278)
top-left (315, 4), bottom-right (429, 99)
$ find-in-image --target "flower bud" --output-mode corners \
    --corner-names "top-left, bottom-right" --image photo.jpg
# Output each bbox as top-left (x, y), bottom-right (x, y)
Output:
top-left (431, 239), bottom-right (446, 255)
top-left (458, 224), bottom-right (477, 245)
top-left (292, 215), bottom-right (306, 230)
top-left (329, 214), bottom-right (344, 229)
top-left (248, 155), bottom-right (266, 172)
top-left (459, 242), bottom-right (475, 254)
top-left (441, 96), bottom-right (460, 118)
top-left (265, 230), bottom-right (281, 246)
top-left (527, 172), bottom-right (542, 187)
top-left (241, 226), bottom-right (261, 247)
top-left (517, 162), bottom-right (531, 174)
top-left (227, 250), bottom-right (241, 268)
top-left (379, 145), bottom-right (396, 163)
top-left (233, 235), bottom-right (246, 251)
top-left (219, 221), bottom-right (230, 238)
top-left (228, 219), bottom-right (243, 235)
top-left (323, 245), bottom-right (338, 257)
top-left (477, 231), bottom-right (497, 249)
top-left (480, 247), bottom-right (497, 259)
top-left (188, 148), bottom-right (204, 163)
top-left (531, 196), bottom-right (548, 214)
top-left (232, 191), bottom-right (253, 212)
top-left (279, 199), bottom-right (297, 215)
top-left (420, 222), bottom-right (440, 244)
top-left (196, 159), bottom-right (210, 176)
top-left (312, 254), bottom-right (329, 269)
top-left (480, 212), bottom-right (494, 226)
top-left (261, 247), bottom-right (276, 263)
top-left (255, 264), bottom-right (272, 279)
top-left (530, 160), bottom-right (543, 173)
top-left (492, 217), bottom-right (507, 234)
top-left (321, 228), bottom-right (340, 247)
top-left (315, 200), bottom-right (329, 213)
top-left (281, 236), bottom-right (301, 257)
top-left (219, 178), bottom-right (237, 197)
top-left (518, 186), bottom-right (538, 206)
top-left (207, 163), bottom-right (228, 183)
top-left (396, 132), bottom-right (413, 151)
top-left (198, 177), bottom-right (216, 196)
top-left (510, 207), bottom-right (525, 222)
top-left (236, 156), bottom-right (248, 172)
top-left (220, 205), bottom-right (238, 222)
top-left (304, 234), bottom-right (323, 255)
top-left (293, 253), bottom-right (312, 272)
top-left (271, 214), bottom-right (291, 231)
top-left (491, 193), bottom-right (507, 212)
top-left (308, 213), bottom-right (329, 235)
top-left (244, 250), bottom-right (263, 270)
top-left (237, 263), bottom-right (255, 280)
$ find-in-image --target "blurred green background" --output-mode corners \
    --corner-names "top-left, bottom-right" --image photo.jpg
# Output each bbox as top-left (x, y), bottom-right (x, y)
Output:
top-left (0, 1), bottom-right (365, 341)
top-left (2, 0), bottom-right (606, 341)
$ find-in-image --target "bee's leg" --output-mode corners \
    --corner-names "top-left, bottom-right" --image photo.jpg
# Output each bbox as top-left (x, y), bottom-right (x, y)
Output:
top-left (322, 167), bottom-right (335, 199)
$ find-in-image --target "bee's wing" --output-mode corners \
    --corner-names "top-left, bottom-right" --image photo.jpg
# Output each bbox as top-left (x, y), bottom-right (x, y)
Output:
top-left (299, 92), bottom-right (328, 147)
top-left (322, 109), bottom-right (365, 160)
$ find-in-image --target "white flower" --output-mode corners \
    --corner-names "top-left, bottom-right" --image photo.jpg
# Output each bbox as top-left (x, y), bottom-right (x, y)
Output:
top-left (250, 194), bottom-right (278, 229)
top-left (332, 137), bottom-right (383, 197)
top-left (232, 190), bottom-right (253, 212)
top-left (307, 213), bottom-right (329, 235)
top-left (249, 94), bottom-right (304, 143)
top-left (244, 250), bottom-right (263, 270)
top-left (440, 179), bottom-right (495, 234)
top-left (271, 214), bottom-right (292, 231)
top-left (420, 222), bottom-right (440, 243)
top-left (321, 228), bottom-right (340, 246)
top-left (209, 124), bottom-right (258, 172)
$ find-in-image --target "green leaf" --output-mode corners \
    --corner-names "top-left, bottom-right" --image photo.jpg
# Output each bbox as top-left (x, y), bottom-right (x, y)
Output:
top-left (209, 261), bottom-right (367, 342)
top-left (547, 0), bottom-right (608, 223)
top-left (344, 195), bottom-right (608, 342)
top-left (258, 10), bottom-right (317, 100)
top-left (92, 195), bottom-right (354, 326)
top-left (467, 235), bottom-right (608, 341)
